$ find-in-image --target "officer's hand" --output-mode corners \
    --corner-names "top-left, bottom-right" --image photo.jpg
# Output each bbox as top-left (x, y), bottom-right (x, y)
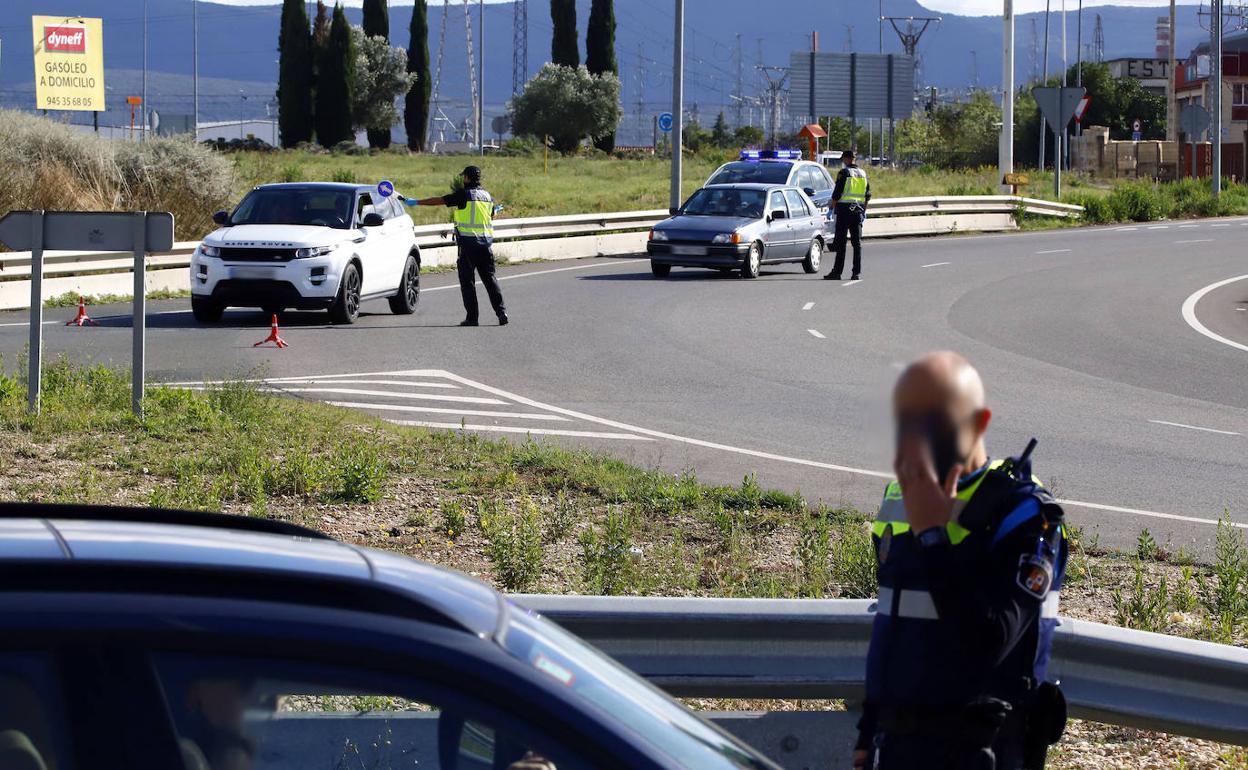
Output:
top-left (894, 432), bottom-right (962, 533)
top-left (852, 749), bottom-right (868, 769)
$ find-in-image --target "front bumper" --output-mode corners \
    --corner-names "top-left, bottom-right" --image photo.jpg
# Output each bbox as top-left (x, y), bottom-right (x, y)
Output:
top-left (190, 251), bottom-right (342, 308)
top-left (646, 242), bottom-right (750, 268)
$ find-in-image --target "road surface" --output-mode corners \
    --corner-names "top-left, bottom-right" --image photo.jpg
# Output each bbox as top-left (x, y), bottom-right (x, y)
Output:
top-left (3, 217), bottom-right (1246, 553)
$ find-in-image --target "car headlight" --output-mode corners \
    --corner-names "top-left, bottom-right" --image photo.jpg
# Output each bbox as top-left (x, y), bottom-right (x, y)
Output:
top-left (295, 245), bottom-right (336, 259)
top-left (649, 229), bottom-right (669, 242)
top-left (199, 243), bottom-right (220, 258)
top-left (711, 232), bottom-right (742, 244)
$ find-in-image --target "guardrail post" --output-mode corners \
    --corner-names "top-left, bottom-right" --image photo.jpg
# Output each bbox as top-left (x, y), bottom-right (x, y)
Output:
top-left (27, 210), bottom-right (44, 414)
top-left (132, 212), bottom-right (147, 418)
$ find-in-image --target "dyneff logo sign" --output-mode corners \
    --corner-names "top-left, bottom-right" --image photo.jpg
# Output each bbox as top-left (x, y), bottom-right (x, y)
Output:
top-left (44, 25), bottom-right (86, 53)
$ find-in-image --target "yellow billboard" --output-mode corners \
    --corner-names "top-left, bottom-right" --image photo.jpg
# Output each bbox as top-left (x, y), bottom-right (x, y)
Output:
top-left (32, 16), bottom-right (105, 112)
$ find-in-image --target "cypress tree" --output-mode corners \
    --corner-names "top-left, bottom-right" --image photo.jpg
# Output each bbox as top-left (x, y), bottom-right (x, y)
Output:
top-left (277, 0), bottom-right (313, 148)
top-left (361, 0), bottom-right (391, 148)
top-left (550, 0), bottom-right (579, 68)
top-left (586, 0), bottom-right (617, 152)
top-left (315, 3), bottom-right (357, 148)
top-left (404, 0), bottom-right (431, 151)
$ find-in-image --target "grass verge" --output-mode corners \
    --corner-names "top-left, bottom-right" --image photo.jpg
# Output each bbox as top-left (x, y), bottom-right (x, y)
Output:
top-left (42, 288), bottom-right (191, 308)
top-left (0, 363), bottom-right (1243, 768)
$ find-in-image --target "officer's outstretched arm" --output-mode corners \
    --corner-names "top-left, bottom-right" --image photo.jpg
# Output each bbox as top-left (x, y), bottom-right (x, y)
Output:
top-left (404, 196), bottom-right (446, 207)
top-left (921, 504), bottom-right (1052, 666)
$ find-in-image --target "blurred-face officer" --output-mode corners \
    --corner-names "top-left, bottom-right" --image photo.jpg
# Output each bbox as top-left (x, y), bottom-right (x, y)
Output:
top-left (406, 166), bottom-right (508, 327)
top-left (824, 149), bottom-right (870, 281)
top-left (853, 351), bottom-right (1069, 770)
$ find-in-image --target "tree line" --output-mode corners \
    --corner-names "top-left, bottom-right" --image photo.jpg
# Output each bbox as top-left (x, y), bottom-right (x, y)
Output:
top-left (277, 0), bottom-right (624, 155)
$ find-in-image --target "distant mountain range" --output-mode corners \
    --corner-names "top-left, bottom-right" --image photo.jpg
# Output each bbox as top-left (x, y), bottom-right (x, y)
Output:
top-left (0, 0), bottom-right (1210, 129)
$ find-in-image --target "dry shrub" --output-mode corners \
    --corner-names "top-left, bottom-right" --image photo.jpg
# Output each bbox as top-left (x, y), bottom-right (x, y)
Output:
top-left (0, 109), bottom-right (233, 242)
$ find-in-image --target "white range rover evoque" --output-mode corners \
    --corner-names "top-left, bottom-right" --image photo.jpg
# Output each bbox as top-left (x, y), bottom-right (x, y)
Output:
top-left (190, 182), bottom-right (421, 324)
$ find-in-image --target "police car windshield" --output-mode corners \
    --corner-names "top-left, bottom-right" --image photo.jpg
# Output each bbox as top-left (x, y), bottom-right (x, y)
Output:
top-left (230, 188), bottom-right (356, 229)
top-left (707, 162), bottom-right (792, 185)
top-left (681, 188), bottom-right (767, 219)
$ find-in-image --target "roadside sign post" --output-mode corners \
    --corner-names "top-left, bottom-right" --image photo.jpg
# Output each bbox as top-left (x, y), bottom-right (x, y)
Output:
top-left (668, 0), bottom-right (684, 215)
top-left (1179, 104), bottom-right (1211, 179)
top-left (1032, 86), bottom-right (1087, 199)
top-left (0, 210), bottom-right (174, 417)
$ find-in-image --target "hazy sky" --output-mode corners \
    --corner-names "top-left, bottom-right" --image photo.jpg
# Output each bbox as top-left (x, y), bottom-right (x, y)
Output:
top-left (211, 0), bottom-right (1202, 11)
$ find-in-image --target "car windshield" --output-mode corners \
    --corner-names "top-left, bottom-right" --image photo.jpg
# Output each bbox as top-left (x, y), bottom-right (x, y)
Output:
top-left (502, 608), bottom-right (776, 770)
top-left (681, 188), bottom-right (766, 218)
top-left (230, 188), bottom-right (355, 229)
top-left (707, 161), bottom-right (792, 185)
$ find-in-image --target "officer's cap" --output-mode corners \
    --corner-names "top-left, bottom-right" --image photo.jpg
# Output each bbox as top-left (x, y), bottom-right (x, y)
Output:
top-left (461, 166), bottom-right (483, 184)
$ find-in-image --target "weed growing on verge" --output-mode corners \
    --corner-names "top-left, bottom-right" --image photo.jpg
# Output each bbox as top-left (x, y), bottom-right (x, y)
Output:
top-left (440, 499), bottom-right (466, 540)
top-left (796, 509), bottom-right (832, 597)
top-left (480, 498), bottom-right (544, 592)
top-left (580, 506), bottom-right (639, 595)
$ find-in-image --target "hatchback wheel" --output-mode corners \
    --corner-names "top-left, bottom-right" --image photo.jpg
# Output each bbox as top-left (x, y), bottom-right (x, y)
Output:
top-left (329, 263), bottom-right (361, 324)
top-left (741, 243), bottom-right (761, 279)
top-left (388, 256), bottom-right (420, 315)
top-left (191, 296), bottom-right (224, 323)
top-left (651, 262), bottom-right (672, 278)
top-left (802, 239), bottom-right (822, 274)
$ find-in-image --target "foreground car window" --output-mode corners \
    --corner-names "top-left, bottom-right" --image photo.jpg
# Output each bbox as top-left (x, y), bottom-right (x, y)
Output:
top-left (230, 189), bottom-right (356, 229)
top-left (503, 611), bottom-right (775, 770)
top-left (0, 654), bottom-right (69, 770)
top-left (151, 654), bottom-right (589, 770)
top-left (682, 189), bottom-right (766, 218)
top-left (707, 162), bottom-right (791, 185)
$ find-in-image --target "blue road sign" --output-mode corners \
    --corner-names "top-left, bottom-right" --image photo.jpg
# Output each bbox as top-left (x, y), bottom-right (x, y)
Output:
top-left (377, 180), bottom-right (395, 198)
top-left (658, 112), bottom-right (674, 133)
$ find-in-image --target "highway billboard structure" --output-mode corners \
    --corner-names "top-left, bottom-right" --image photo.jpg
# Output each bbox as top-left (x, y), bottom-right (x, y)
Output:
top-left (789, 52), bottom-right (915, 161)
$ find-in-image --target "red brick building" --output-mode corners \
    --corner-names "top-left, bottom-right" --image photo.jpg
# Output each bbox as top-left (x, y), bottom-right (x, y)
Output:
top-left (1173, 30), bottom-right (1248, 178)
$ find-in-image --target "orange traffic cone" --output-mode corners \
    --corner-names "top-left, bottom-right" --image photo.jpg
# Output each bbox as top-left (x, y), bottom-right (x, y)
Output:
top-left (253, 314), bottom-right (289, 348)
top-left (65, 296), bottom-right (99, 326)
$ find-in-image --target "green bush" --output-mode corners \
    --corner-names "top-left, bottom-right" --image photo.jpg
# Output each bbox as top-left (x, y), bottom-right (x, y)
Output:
top-left (480, 497), bottom-right (545, 591)
top-left (1106, 182), bottom-right (1166, 222)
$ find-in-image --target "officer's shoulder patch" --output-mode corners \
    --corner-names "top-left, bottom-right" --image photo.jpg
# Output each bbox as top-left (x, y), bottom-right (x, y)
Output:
top-left (1016, 553), bottom-right (1054, 600)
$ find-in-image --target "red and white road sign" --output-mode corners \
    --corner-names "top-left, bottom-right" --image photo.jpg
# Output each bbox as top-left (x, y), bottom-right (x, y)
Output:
top-left (1073, 95), bottom-right (1092, 123)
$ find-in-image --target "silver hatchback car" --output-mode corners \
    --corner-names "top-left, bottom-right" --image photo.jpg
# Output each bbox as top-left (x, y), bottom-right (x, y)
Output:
top-left (647, 184), bottom-right (827, 279)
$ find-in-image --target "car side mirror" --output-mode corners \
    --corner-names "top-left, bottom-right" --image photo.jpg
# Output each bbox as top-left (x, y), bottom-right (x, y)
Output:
top-left (803, 187), bottom-right (816, 197)
top-left (362, 212), bottom-right (385, 228)
top-left (212, 211), bottom-right (230, 226)
top-left (770, 210), bottom-right (787, 221)
top-left (669, 206), bottom-right (680, 216)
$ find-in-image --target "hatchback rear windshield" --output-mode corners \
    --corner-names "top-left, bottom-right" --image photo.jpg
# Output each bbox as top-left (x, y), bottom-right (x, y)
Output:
top-left (707, 162), bottom-right (792, 185)
top-left (681, 188), bottom-right (766, 218)
top-left (230, 189), bottom-right (356, 229)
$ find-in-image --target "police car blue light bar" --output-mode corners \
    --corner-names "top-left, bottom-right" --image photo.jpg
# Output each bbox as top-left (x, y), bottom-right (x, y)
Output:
top-left (739, 149), bottom-right (803, 161)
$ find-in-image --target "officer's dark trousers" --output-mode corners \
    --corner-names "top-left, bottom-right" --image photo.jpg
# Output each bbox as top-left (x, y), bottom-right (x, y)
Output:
top-left (456, 241), bottom-right (506, 322)
top-left (830, 205), bottom-right (863, 278)
top-left (875, 714), bottom-right (1029, 770)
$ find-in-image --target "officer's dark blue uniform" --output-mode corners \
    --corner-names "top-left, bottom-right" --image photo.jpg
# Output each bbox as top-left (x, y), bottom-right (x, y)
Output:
top-left (858, 444), bottom-right (1069, 770)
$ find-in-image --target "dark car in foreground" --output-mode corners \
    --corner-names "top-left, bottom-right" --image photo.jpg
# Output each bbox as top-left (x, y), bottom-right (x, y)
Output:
top-left (0, 504), bottom-right (778, 770)
top-left (647, 184), bottom-right (826, 279)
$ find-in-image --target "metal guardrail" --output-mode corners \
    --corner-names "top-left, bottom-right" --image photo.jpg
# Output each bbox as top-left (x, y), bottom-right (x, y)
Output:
top-left (0, 196), bottom-right (1082, 281)
top-left (515, 595), bottom-right (1248, 747)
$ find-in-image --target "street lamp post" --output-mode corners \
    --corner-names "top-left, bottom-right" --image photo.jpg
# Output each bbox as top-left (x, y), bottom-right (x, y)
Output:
top-left (1000, 0), bottom-right (1014, 191)
top-left (670, 0), bottom-right (685, 214)
top-left (479, 0), bottom-right (485, 156)
top-left (1212, 0), bottom-right (1223, 196)
top-left (193, 0), bottom-right (199, 138)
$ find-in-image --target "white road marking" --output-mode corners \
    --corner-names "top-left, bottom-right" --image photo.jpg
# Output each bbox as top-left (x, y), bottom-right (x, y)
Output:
top-left (424, 259), bottom-right (646, 292)
top-left (1211, 224), bottom-right (1232, 228)
top-left (0, 319), bottom-right (59, 329)
top-left (260, 386), bottom-right (506, 405)
top-left (1182, 274), bottom-right (1248, 354)
top-left (1147, 225), bottom-right (1169, 230)
top-left (807, 329), bottom-right (826, 339)
top-left (1149, 419), bottom-right (1241, 436)
top-left (1178, 224), bottom-right (1200, 229)
top-left (1176, 239), bottom-right (1215, 244)
top-left (267, 378), bottom-right (459, 389)
top-left (324, 400), bottom-right (570, 422)
top-left (1035, 249), bottom-right (1071, 254)
top-left (921, 262), bottom-right (951, 268)
top-left (802, 302), bottom-right (815, 311)
top-left (843, 279), bottom-right (864, 287)
top-left (390, 420), bottom-right (653, 441)
top-left (1115, 227), bottom-right (1139, 231)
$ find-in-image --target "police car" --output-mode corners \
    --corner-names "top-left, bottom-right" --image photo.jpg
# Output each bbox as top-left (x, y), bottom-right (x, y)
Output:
top-left (706, 150), bottom-right (837, 211)
top-left (190, 183), bottom-right (421, 325)
top-left (0, 503), bottom-right (781, 770)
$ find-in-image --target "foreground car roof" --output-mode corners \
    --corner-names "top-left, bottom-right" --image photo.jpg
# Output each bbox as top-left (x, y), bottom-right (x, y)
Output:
top-left (251, 182), bottom-right (372, 192)
top-left (0, 509), bottom-right (501, 638)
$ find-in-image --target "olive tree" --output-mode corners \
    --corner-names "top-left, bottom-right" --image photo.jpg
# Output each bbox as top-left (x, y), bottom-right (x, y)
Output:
top-left (509, 63), bottom-right (621, 154)
top-left (350, 26), bottom-right (416, 148)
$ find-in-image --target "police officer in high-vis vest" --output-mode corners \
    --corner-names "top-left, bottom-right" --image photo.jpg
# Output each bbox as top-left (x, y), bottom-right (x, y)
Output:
top-left (853, 351), bottom-right (1068, 770)
top-left (824, 149), bottom-right (871, 281)
top-left (407, 166), bottom-right (508, 326)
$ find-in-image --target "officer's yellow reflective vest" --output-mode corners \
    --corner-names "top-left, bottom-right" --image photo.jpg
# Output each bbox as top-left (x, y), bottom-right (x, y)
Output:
top-left (452, 188), bottom-right (495, 240)
top-left (840, 166), bottom-right (869, 205)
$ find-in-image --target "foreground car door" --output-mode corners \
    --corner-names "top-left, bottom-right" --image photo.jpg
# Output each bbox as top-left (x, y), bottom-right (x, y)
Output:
top-left (763, 191), bottom-right (794, 259)
top-left (784, 189), bottom-right (818, 256)
top-left (353, 192), bottom-right (395, 296)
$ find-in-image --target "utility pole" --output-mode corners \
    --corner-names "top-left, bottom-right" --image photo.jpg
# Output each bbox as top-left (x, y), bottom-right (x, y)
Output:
top-left (1076, 0), bottom-right (1083, 144)
top-left (757, 66), bottom-right (789, 147)
top-left (879, 0), bottom-right (884, 53)
top-left (193, 0), bottom-right (199, 137)
top-left (142, 0), bottom-right (148, 141)
top-left (1001, 0), bottom-right (1014, 192)
top-left (1212, 0), bottom-right (1222, 195)
top-left (1168, 0), bottom-right (1176, 149)
top-left (479, 0), bottom-right (485, 156)
top-left (734, 34), bottom-right (745, 126)
top-left (512, 0), bottom-right (528, 96)
top-left (1061, 0), bottom-right (1068, 171)
top-left (670, 0), bottom-right (684, 213)
top-left (1040, 0), bottom-right (1050, 168)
